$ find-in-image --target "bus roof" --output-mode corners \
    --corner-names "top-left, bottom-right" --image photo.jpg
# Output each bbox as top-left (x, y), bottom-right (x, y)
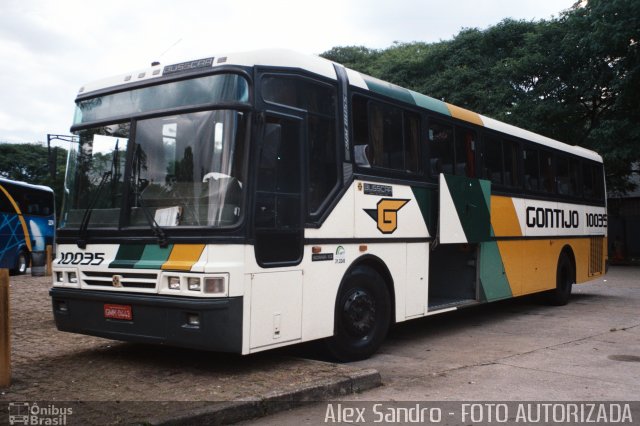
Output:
top-left (77, 49), bottom-right (602, 163)
top-left (0, 177), bottom-right (54, 193)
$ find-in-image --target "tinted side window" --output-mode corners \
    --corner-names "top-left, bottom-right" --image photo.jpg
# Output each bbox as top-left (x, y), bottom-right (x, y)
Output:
top-left (523, 148), bottom-right (539, 191)
top-left (428, 121), bottom-right (454, 176)
top-left (263, 76), bottom-right (338, 215)
top-left (455, 128), bottom-right (477, 177)
top-left (483, 136), bottom-right (502, 184)
top-left (503, 139), bottom-right (519, 188)
top-left (353, 96), bottom-right (421, 174)
top-left (540, 151), bottom-right (554, 193)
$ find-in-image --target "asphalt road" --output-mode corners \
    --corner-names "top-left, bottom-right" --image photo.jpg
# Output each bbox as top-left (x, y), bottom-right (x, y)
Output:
top-left (241, 266), bottom-right (640, 425)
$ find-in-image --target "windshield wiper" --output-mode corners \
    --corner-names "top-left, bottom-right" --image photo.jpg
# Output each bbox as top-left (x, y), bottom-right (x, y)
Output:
top-left (77, 171), bottom-right (112, 249)
top-left (135, 194), bottom-right (169, 248)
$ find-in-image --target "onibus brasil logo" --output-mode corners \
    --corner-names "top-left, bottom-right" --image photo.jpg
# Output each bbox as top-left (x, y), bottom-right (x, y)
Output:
top-left (364, 199), bottom-right (410, 234)
top-left (8, 402), bottom-right (73, 425)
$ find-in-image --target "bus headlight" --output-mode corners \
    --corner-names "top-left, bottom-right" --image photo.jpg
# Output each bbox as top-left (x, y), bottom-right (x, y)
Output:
top-left (168, 276), bottom-right (181, 290)
top-left (68, 272), bottom-right (78, 284)
top-left (204, 277), bottom-right (226, 295)
top-left (187, 277), bottom-right (201, 291)
top-left (55, 272), bottom-right (64, 283)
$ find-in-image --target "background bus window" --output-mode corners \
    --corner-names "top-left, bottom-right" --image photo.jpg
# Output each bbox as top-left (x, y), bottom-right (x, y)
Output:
top-left (523, 148), bottom-right (539, 191)
top-left (429, 121), bottom-right (454, 176)
top-left (455, 128), bottom-right (476, 177)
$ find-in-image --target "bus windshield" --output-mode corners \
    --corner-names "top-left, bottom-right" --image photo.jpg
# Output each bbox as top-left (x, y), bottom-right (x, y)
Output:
top-left (60, 109), bottom-right (248, 231)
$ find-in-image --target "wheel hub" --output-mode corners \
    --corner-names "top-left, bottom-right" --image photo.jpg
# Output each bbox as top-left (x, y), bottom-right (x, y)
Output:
top-left (343, 289), bottom-right (376, 338)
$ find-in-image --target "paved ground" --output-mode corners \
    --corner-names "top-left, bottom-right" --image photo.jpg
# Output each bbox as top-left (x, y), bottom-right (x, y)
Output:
top-left (0, 274), bottom-right (380, 425)
top-left (1, 267), bottom-right (638, 425)
top-left (241, 266), bottom-right (640, 425)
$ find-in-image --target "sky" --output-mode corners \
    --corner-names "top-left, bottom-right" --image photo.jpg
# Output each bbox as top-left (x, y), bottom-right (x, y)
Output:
top-left (0, 0), bottom-right (576, 147)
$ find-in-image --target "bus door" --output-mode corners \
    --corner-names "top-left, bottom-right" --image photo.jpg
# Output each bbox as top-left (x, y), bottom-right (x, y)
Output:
top-left (428, 174), bottom-right (492, 310)
top-left (250, 112), bottom-right (305, 350)
top-left (427, 122), bottom-right (492, 310)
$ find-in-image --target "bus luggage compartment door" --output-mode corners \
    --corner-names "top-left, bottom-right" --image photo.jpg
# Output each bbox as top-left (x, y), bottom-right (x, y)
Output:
top-left (438, 173), bottom-right (491, 244)
top-left (249, 270), bottom-right (303, 350)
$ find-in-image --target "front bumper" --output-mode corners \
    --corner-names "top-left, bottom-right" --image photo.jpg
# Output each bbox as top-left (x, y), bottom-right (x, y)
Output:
top-left (50, 287), bottom-right (243, 353)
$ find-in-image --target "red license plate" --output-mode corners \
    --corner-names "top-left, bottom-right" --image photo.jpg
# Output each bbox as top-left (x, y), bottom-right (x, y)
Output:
top-left (104, 304), bottom-right (132, 320)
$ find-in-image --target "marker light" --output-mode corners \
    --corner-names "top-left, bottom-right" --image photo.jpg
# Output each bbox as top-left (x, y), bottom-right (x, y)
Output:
top-left (188, 277), bottom-right (201, 291)
top-left (204, 277), bottom-right (225, 294)
top-left (168, 276), bottom-right (181, 290)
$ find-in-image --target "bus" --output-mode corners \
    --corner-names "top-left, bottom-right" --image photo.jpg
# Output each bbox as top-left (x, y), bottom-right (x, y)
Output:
top-left (50, 50), bottom-right (607, 361)
top-left (0, 177), bottom-right (55, 274)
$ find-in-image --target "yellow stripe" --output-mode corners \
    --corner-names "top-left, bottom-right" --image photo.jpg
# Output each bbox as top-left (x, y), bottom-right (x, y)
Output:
top-left (0, 184), bottom-right (33, 251)
top-left (491, 196), bottom-right (522, 237)
top-left (446, 103), bottom-right (484, 126)
top-left (161, 244), bottom-right (205, 271)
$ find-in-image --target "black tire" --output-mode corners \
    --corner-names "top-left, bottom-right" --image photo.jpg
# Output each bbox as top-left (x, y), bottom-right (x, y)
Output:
top-left (544, 253), bottom-right (574, 306)
top-left (325, 266), bottom-right (391, 362)
top-left (11, 250), bottom-right (29, 276)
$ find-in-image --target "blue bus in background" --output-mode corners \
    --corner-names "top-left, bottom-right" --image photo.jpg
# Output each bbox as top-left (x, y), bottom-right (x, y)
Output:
top-left (0, 177), bottom-right (55, 274)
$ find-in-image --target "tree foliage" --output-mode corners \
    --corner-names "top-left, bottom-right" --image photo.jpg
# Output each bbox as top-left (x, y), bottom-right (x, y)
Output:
top-left (322, 0), bottom-right (640, 193)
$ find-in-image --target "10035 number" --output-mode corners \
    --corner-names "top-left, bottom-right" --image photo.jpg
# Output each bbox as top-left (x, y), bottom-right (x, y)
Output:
top-left (57, 252), bottom-right (105, 265)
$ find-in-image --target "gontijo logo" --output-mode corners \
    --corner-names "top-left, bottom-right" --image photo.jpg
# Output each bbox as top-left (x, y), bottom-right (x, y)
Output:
top-left (364, 199), bottom-right (410, 234)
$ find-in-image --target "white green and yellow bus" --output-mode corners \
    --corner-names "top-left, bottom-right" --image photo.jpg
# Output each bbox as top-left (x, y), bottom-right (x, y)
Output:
top-left (50, 50), bottom-right (607, 361)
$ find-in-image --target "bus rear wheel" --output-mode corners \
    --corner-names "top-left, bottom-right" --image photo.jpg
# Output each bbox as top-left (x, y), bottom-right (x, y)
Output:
top-left (11, 250), bottom-right (29, 275)
top-left (326, 266), bottom-right (391, 362)
top-left (544, 253), bottom-right (574, 306)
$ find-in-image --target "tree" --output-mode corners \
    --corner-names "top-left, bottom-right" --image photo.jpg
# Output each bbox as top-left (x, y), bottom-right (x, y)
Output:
top-left (321, 0), bottom-right (640, 192)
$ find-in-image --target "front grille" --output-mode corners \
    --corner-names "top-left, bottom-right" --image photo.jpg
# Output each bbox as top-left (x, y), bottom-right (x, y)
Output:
top-left (589, 236), bottom-right (604, 276)
top-left (81, 270), bottom-right (159, 289)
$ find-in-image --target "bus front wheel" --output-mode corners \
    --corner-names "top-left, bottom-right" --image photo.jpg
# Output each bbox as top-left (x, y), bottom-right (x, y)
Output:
top-left (11, 250), bottom-right (29, 275)
top-left (544, 253), bottom-right (574, 306)
top-left (326, 266), bottom-right (391, 362)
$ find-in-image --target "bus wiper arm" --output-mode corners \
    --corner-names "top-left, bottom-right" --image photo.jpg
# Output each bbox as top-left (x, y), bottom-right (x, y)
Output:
top-left (77, 171), bottom-right (112, 249)
top-left (136, 195), bottom-right (169, 248)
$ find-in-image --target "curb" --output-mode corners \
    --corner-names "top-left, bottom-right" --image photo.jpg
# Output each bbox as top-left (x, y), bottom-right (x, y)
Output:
top-left (152, 368), bottom-right (382, 425)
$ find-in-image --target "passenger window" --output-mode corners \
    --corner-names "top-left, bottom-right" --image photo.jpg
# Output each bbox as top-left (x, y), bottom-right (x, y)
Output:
top-left (428, 121), bottom-right (454, 176)
top-left (483, 136), bottom-right (502, 184)
top-left (523, 148), bottom-right (539, 191)
top-left (352, 96), bottom-right (421, 174)
top-left (455, 128), bottom-right (476, 177)
top-left (556, 156), bottom-right (570, 195)
top-left (503, 140), bottom-right (519, 187)
top-left (569, 159), bottom-right (581, 197)
top-left (540, 151), bottom-right (554, 193)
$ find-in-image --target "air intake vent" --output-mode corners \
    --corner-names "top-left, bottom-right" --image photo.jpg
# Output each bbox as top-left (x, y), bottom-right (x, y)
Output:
top-left (589, 237), bottom-right (604, 276)
top-left (81, 271), bottom-right (158, 290)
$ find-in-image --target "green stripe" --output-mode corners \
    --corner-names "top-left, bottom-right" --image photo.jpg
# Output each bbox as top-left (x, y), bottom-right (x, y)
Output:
top-left (411, 186), bottom-right (436, 235)
top-left (409, 90), bottom-right (451, 116)
top-left (363, 75), bottom-right (416, 105)
top-left (443, 175), bottom-right (491, 243)
top-left (479, 240), bottom-right (512, 301)
top-left (109, 244), bottom-right (145, 268)
top-left (134, 244), bottom-right (173, 269)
